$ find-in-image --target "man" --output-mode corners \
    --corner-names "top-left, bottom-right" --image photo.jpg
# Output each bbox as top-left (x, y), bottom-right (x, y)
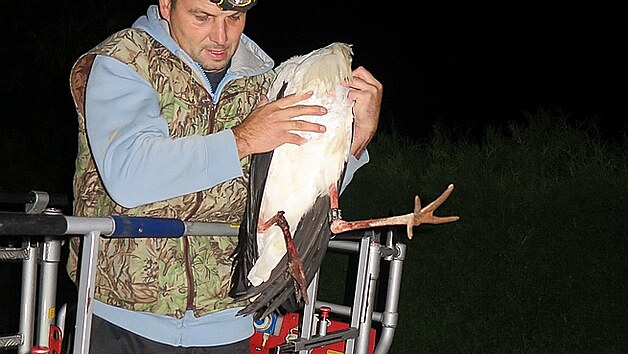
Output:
top-left (66, 0), bottom-right (382, 352)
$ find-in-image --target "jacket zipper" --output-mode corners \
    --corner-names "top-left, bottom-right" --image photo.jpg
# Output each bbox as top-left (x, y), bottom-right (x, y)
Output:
top-left (184, 101), bottom-right (217, 311)
top-left (184, 191), bottom-right (204, 310)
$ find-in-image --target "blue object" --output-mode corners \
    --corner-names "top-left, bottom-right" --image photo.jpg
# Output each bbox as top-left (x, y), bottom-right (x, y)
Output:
top-left (254, 313), bottom-right (279, 334)
top-left (110, 216), bottom-right (186, 237)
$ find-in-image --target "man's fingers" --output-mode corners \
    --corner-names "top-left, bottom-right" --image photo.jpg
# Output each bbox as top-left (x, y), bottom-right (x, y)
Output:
top-left (272, 92), bottom-right (327, 116)
top-left (290, 119), bottom-right (326, 133)
top-left (351, 66), bottom-right (381, 86)
top-left (350, 66), bottom-right (383, 94)
top-left (277, 91), bottom-right (314, 106)
top-left (289, 104), bottom-right (327, 116)
top-left (285, 132), bottom-right (308, 146)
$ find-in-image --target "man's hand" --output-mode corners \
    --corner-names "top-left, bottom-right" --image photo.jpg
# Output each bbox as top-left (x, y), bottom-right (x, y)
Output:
top-left (232, 91), bottom-right (327, 158)
top-left (347, 66), bottom-right (383, 157)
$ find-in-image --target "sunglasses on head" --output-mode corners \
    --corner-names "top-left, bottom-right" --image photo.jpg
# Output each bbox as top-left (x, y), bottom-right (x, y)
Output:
top-left (210, 0), bottom-right (257, 12)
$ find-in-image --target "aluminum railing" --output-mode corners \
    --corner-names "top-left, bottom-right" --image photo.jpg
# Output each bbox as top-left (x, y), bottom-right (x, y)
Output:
top-left (1, 191), bottom-right (402, 354)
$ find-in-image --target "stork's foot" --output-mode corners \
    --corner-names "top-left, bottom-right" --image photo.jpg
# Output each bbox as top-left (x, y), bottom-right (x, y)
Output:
top-left (265, 211), bottom-right (309, 304)
top-left (330, 184), bottom-right (460, 239)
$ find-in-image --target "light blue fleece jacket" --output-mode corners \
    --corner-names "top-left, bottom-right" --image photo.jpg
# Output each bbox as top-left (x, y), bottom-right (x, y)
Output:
top-left (86, 5), bottom-right (369, 347)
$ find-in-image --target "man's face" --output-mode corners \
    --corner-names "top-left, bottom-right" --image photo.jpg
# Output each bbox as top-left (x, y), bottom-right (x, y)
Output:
top-left (159, 0), bottom-right (246, 72)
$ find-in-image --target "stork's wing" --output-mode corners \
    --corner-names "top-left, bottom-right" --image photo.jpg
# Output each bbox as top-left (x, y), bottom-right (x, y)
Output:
top-left (229, 150), bottom-right (273, 298)
top-left (229, 157), bottom-right (351, 319)
top-left (230, 108), bottom-right (351, 319)
top-left (232, 189), bottom-right (337, 319)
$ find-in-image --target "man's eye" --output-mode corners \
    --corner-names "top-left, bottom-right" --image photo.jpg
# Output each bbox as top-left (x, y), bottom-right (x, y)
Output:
top-left (195, 15), bottom-right (209, 22)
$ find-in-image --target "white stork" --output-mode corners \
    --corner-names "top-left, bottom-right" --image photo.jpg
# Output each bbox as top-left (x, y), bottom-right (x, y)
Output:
top-left (229, 42), bottom-right (459, 319)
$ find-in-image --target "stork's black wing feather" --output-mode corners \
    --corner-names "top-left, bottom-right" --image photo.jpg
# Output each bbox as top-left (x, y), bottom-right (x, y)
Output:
top-left (234, 193), bottom-right (333, 319)
top-left (229, 150), bottom-right (273, 298)
top-left (229, 82), bottom-right (287, 300)
top-left (231, 160), bottom-right (348, 319)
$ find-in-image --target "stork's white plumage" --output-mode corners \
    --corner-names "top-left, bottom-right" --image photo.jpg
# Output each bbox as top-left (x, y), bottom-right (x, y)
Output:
top-left (247, 43), bottom-right (354, 287)
top-left (230, 42), bottom-right (459, 319)
top-left (230, 43), bottom-right (356, 318)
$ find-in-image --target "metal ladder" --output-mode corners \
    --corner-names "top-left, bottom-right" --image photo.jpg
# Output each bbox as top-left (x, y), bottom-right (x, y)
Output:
top-left (274, 230), bottom-right (403, 354)
top-left (0, 191), bottom-right (66, 354)
top-left (1, 192), bottom-right (402, 354)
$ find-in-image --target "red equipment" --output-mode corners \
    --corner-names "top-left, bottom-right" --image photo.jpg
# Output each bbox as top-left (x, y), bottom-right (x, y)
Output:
top-left (249, 312), bottom-right (376, 353)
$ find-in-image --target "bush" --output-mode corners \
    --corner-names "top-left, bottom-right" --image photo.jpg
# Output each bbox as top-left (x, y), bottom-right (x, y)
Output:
top-left (320, 110), bottom-right (627, 352)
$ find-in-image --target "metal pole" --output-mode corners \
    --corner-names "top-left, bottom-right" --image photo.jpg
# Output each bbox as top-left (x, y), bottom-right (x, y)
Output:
top-left (72, 230), bottom-right (101, 354)
top-left (303, 271), bottom-right (320, 338)
top-left (36, 209), bottom-right (64, 347)
top-left (18, 241), bottom-right (38, 354)
top-left (299, 270), bottom-right (321, 354)
top-left (353, 240), bottom-right (382, 353)
top-left (373, 242), bottom-right (404, 354)
top-left (36, 236), bottom-right (62, 347)
top-left (345, 233), bottom-right (373, 354)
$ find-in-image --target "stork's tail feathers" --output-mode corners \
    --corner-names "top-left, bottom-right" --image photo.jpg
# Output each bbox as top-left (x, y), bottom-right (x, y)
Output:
top-left (232, 194), bottom-right (333, 319)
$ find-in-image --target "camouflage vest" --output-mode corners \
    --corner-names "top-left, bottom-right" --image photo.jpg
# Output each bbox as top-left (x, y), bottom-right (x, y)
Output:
top-left (67, 28), bottom-right (275, 318)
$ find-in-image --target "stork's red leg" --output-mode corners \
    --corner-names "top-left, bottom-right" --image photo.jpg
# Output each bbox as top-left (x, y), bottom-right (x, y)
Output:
top-left (329, 184), bottom-right (460, 239)
top-left (263, 211), bottom-right (309, 304)
top-left (330, 183), bottom-right (340, 210)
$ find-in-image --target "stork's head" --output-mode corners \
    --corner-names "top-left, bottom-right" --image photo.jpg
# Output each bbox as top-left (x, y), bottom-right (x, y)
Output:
top-left (210, 0), bottom-right (257, 12)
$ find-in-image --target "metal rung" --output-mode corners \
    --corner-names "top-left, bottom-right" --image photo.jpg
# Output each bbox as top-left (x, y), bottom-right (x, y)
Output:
top-left (0, 334), bottom-right (24, 348)
top-left (278, 328), bottom-right (360, 352)
top-left (0, 246), bottom-right (29, 261)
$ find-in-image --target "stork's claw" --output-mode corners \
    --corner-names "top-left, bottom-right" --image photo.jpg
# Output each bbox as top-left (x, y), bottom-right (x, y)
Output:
top-left (330, 184), bottom-right (460, 239)
top-left (266, 211), bottom-right (309, 304)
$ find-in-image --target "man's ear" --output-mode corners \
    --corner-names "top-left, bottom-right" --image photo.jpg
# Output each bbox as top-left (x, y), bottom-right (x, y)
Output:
top-left (159, 0), bottom-right (173, 20)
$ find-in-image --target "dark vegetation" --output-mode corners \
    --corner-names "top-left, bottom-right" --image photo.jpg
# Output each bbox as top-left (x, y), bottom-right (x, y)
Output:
top-left (321, 113), bottom-right (627, 352)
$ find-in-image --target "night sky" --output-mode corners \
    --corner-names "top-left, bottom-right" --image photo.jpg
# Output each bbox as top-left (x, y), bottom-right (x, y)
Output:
top-left (2, 1), bottom-right (626, 192)
top-left (246, 2), bottom-right (626, 138)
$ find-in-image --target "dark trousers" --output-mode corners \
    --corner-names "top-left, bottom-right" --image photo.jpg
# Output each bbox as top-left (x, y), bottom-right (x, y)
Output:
top-left (86, 315), bottom-right (251, 354)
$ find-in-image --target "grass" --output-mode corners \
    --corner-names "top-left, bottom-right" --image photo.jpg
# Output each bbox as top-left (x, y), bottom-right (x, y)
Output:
top-left (319, 110), bottom-right (627, 352)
